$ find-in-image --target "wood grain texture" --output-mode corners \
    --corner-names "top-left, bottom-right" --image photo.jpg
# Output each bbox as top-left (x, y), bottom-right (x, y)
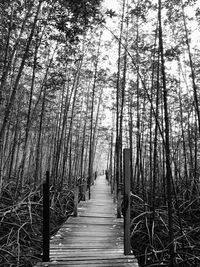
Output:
top-left (35, 175), bottom-right (138, 267)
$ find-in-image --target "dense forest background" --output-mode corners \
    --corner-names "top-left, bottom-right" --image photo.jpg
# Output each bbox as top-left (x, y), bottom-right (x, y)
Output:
top-left (0, 0), bottom-right (200, 266)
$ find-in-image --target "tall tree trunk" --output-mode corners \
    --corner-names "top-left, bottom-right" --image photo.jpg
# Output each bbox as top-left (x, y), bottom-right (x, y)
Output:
top-left (152, 52), bottom-right (160, 217)
top-left (0, 1), bottom-right (42, 142)
top-left (0, 2), bottom-right (33, 99)
top-left (135, 10), bottom-right (141, 194)
top-left (115, 0), bottom-right (126, 218)
top-left (34, 44), bottom-right (57, 188)
top-left (18, 32), bottom-right (40, 186)
top-left (60, 57), bottom-right (83, 188)
top-left (52, 68), bottom-right (74, 184)
top-left (0, 1), bottom-right (42, 189)
top-left (181, 1), bottom-right (200, 135)
top-left (178, 67), bottom-right (189, 188)
top-left (88, 33), bottom-right (102, 199)
top-left (91, 87), bottom-right (103, 168)
top-left (119, 1), bottom-right (128, 200)
top-left (158, 0), bottom-right (175, 265)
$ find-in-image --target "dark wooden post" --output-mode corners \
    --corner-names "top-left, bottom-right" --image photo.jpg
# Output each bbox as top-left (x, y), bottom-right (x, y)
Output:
top-left (82, 177), bottom-right (87, 201)
top-left (123, 148), bottom-right (131, 255)
top-left (88, 175), bottom-right (91, 200)
top-left (43, 171), bottom-right (50, 262)
top-left (73, 179), bottom-right (79, 217)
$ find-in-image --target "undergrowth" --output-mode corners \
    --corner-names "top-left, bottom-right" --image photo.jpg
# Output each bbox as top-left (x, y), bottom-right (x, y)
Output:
top-left (130, 191), bottom-right (200, 267)
top-left (0, 181), bottom-right (74, 267)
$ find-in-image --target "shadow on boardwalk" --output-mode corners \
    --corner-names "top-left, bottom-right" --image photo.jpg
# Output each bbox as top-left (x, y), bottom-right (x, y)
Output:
top-left (36, 175), bottom-right (138, 267)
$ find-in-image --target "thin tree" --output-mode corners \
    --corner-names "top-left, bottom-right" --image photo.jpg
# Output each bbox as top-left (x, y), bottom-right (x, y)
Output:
top-left (115, 0), bottom-right (126, 218)
top-left (88, 32), bottom-right (102, 199)
top-left (158, 0), bottom-right (175, 265)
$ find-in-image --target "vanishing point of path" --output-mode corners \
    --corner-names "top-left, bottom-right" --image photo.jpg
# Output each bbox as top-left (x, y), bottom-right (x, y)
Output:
top-left (36, 175), bottom-right (139, 266)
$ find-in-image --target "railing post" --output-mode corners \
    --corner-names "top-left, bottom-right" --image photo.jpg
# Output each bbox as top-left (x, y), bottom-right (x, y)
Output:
top-left (43, 171), bottom-right (50, 262)
top-left (113, 175), bottom-right (117, 203)
top-left (82, 177), bottom-right (87, 201)
top-left (88, 176), bottom-right (91, 199)
top-left (123, 148), bottom-right (131, 255)
top-left (73, 178), bottom-right (79, 217)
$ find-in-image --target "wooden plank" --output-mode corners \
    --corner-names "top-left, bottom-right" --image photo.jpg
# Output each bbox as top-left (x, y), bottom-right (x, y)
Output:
top-left (58, 233), bottom-right (122, 237)
top-left (50, 249), bottom-right (125, 253)
top-left (50, 244), bottom-right (123, 249)
top-left (50, 259), bottom-right (136, 264)
top-left (36, 263), bottom-right (136, 267)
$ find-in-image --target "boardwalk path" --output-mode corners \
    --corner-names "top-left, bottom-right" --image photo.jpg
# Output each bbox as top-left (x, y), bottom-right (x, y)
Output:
top-left (36, 175), bottom-right (139, 267)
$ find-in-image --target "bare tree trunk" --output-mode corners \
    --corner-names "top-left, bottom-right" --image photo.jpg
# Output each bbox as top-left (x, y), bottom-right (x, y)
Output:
top-left (60, 57), bottom-right (83, 187)
top-left (115, 0), bottom-right (126, 218)
top-left (88, 33), bottom-right (102, 199)
top-left (0, 1), bottom-right (42, 142)
top-left (152, 51), bottom-right (160, 217)
top-left (0, 1), bottom-right (42, 190)
top-left (0, 2), bottom-right (33, 100)
top-left (18, 32), bottom-right (40, 186)
top-left (119, 2), bottom-right (128, 204)
top-left (34, 44), bottom-right (57, 188)
top-left (181, 1), bottom-right (200, 135)
top-left (158, 0), bottom-right (175, 265)
top-left (52, 68), bottom-right (74, 184)
top-left (8, 112), bottom-right (20, 182)
top-left (178, 68), bottom-right (189, 188)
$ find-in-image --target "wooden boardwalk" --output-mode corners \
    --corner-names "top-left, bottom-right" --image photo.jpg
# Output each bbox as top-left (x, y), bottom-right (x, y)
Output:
top-left (36, 175), bottom-right (138, 267)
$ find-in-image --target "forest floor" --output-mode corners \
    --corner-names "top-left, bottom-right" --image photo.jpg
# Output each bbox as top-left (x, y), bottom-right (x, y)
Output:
top-left (130, 192), bottom-right (200, 266)
top-left (1, 180), bottom-right (200, 267)
top-left (0, 181), bottom-right (75, 267)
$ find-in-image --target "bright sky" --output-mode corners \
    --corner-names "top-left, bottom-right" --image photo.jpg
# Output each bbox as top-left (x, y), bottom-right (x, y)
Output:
top-left (102, 0), bottom-right (120, 12)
